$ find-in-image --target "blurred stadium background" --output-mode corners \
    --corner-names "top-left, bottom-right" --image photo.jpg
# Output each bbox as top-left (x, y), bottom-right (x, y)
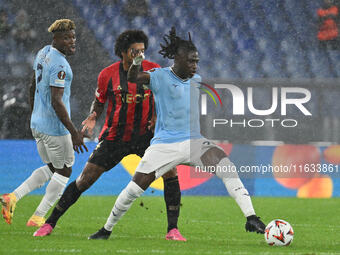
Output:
top-left (1, 0), bottom-right (340, 197)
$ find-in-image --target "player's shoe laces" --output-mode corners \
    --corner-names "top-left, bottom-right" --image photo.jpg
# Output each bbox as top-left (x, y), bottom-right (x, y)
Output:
top-left (26, 215), bottom-right (46, 227)
top-left (88, 227), bottom-right (112, 240)
top-left (165, 228), bottom-right (187, 241)
top-left (0, 193), bottom-right (17, 224)
top-left (245, 215), bottom-right (266, 234)
top-left (33, 223), bottom-right (53, 236)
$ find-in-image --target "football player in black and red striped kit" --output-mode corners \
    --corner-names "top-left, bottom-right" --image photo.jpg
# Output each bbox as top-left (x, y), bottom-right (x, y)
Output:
top-left (34, 30), bottom-right (185, 241)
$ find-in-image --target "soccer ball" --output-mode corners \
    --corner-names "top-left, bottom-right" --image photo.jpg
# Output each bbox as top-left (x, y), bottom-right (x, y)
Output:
top-left (264, 219), bottom-right (294, 246)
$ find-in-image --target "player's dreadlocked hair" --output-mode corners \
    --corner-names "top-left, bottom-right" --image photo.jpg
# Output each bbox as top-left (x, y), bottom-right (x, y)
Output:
top-left (48, 19), bottom-right (75, 33)
top-left (115, 30), bottom-right (149, 59)
top-left (159, 27), bottom-right (197, 59)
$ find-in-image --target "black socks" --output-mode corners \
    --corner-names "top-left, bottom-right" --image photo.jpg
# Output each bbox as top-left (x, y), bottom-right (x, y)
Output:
top-left (163, 176), bottom-right (181, 233)
top-left (46, 181), bottom-right (83, 227)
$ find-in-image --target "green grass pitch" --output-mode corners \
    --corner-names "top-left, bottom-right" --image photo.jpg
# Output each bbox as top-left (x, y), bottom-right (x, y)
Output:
top-left (0, 196), bottom-right (339, 255)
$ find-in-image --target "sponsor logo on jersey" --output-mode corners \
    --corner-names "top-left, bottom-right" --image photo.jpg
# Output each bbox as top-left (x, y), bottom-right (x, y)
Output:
top-left (117, 91), bottom-right (151, 104)
top-left (115, 84), bottom-right (151, 103)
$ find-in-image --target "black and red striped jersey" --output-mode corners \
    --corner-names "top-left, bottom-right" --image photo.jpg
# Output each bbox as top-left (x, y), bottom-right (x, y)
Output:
top-left (95, 60), bottom-right (160, 142)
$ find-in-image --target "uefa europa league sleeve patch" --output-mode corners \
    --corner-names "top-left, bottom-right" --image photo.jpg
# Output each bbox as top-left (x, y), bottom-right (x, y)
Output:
top-left (57, 71), bottom-right (66, 80)
top-left (54, 70), bottom-right (66, 85)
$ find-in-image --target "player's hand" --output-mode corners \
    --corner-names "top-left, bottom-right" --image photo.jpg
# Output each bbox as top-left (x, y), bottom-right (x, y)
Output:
top-left (81, 112), bottom-right (97, 137)
top-left (131, 49), bottom-right (144, 65)
top-left (71, 130), bottom-right (89, 154)
top-left (148, 115), bottom-right (156, 132)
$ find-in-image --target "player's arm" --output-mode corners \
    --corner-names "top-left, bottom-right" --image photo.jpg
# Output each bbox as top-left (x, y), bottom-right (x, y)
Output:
top-left (127, 52), bottom-right (150, 85)
top-left (148, 111), bottom-right (156, 131)
top-left (81, 69), bottom-right (108, 136)
top-left (127, 64), bottom-right (150, 84)
top-left (29, 73), bottom-right (36, 113)
top-left (51, 86), bottom-right (88, 153)
top-left (81, 98), bottom-right (104, 136)
top-left (90, 98), bottom-right (105, 118)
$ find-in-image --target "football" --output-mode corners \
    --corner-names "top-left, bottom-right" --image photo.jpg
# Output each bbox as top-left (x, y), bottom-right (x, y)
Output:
top-left (264, 219), bottom-right (294, 246)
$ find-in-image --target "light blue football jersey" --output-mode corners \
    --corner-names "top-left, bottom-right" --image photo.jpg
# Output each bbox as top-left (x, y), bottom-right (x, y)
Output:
top-left (31, 46), bottom-right (73, 136)
top-left (148, 67), bottom-right (202, 144)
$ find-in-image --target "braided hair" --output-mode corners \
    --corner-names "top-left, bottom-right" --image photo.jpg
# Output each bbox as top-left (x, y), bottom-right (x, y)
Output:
top-left (159, 27), bottom-right (197, 59)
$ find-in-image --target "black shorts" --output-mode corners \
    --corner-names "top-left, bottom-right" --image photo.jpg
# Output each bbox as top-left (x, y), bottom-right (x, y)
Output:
top-left (88, 131), bottom-right (153, 171)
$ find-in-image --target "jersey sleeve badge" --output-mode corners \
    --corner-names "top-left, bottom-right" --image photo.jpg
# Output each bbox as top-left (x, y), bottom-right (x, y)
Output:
top-left (57, 71), bottom-right (66, 80)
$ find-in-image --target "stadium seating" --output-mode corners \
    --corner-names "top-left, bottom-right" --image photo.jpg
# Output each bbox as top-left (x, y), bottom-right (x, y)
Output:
top-left (1, 0), bottom-right (336, 80)
top-left (70, 0), bottom-right (338, 80)
top-left (0, 2), bottom-right (33, 79)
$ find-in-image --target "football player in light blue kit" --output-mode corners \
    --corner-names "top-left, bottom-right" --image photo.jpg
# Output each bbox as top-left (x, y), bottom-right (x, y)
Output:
top-left (89, 27), bottom-right (266, 240)
top-left (0, 19), bottom-right (88, 228)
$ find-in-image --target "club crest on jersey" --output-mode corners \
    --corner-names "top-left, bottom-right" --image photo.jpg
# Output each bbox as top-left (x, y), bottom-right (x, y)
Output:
top-left (57, 71), bottom-right (66, 80)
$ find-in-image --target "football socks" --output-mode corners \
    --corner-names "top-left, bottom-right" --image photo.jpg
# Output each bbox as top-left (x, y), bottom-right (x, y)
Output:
top-left (45, 180), bottom-right (82, 227)
top-left (13, 165), bottom-right (52, 201)
top-left (34, 173), bottom-right (69, 217)
top-left (104, 181), bottom-right (144, 231)
top-left (215, 157), bottom-right (256, 217)
top-left (163, 176), bottom-right (181, 232)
